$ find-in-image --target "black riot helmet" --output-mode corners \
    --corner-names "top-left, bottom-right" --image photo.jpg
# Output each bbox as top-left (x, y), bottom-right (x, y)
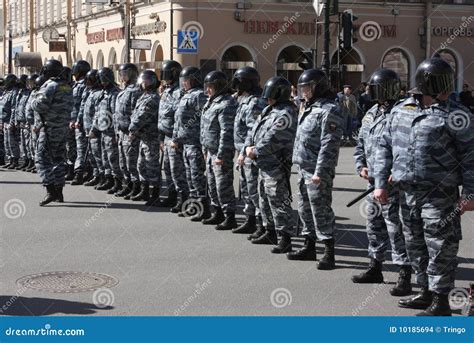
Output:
top-left (71, 60), bottom-right (91, 80)
top-left (40, 59), bottom-right (63, 80)
top-left (368, 68), bottom-right (401, 103)
top-left (232, 66), bottom-right (260, 94)
top-left (26, 74), bottom-right (38, 89)
top-left (61, 67), bottom-right (72, 84)
top-left (262, 76), bottom-right (292, 103)
top-left (204, 71), bottom-right (230, 98)
top-left (415, 58), bottom-right (454, 97)
top-left (161, 60), bottom-right (182, 83)
top-left (138, 70), bottom-right (159, 91)
top-left (297, 68), bottom-right (329, 101)
top-left (98, 67), bottom-right (115, 88)
top-left (119, 63), bottom-right (139, 84)
top-left (179, 66), bottom-right (202, 89)
top-left (18, 74), bottom-right (28, 89)
top-left (3, 74), bottom-right (17, 89)
top-left (35, 75), bottom-right (47, 89)
top-left (85, 69), bottom-right (100, 89)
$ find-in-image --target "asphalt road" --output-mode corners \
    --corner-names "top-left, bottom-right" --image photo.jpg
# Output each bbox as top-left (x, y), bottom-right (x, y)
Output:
top-left (1, 147), bottom-right (473, 316)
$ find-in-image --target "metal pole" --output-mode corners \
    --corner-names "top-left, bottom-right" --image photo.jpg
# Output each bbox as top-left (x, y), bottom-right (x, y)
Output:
top-left (66, 0), bottom-right (72, 65)
top-left (321, 0), bottom-right (330, 75)
top-left (337, 12), bottom-right (341, 89)
top-left (29, 0), bottom-right (34, 52)
top-left (3, 0), bottom-right (7, 73)
top-left (313, 19), bottom-right (318, 69)
top-left (8, 26), bottom-right (12, 74)
top-left (425, 0), bottom-right (432, 59)
top-left (125, 0), bottom-right (131, 63)
top-left (170, 2), bottom-right (174, 60)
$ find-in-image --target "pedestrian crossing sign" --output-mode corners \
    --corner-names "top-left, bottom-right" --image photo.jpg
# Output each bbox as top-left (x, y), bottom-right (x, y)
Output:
top-left (177, 30), bottom-right (199, 54)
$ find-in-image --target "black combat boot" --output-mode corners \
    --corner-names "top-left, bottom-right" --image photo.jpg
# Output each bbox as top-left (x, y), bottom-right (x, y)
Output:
top-left (115, 181), bottom-right (132, 197)
top-left (55, 185), bottom-right (64, 203)
top-left (1, 158), bottom-right (12, 168)
top-left (0, 156), bottom-right (4, 166)
top-left (399, 287), bottom-right (433, 309)
top-left (251, 229), bottom-right (278, 245)
top-left (65, 165), bottom-right (74, 180)
top-left (271, 232), bottom-right (292, 254)
top-left (145, 185), bottom-right (161, 206)
top-left (189, 199), bottom-right (212, 222)
top-left (7, 158), bottom-right (19, 169)
top-left (317, 239), bottom-right (336, 270)
top-left (390, 265), bottom-right (412, 296)
top-left (216, 212), bottom-right (238, 231)
top-left (157, 189), bottom-right (177, 208)
top-left (124, 181), bottom-right (140, 200)
top-left (85, 174), bottom-right (103, 187)
top-left (83, 167), bottom-right (94, 182)
top-left (96, 175), bottom-right (114, 191)
top-left (70, 173), bottom-right (84, 186)
top-left (39, 185), bottom-right (57, 206)
top-left (351, 258), bottom-right (384, 283)
top-left (416, 293), bottom-right (452, 316)
top-left (131, 182), bottom-right (150, 201)
top-left (287, 236), bottom-right (316, 261)
top-left (107, 177), bottom-right (123, 194)
top-left (232, 215), bottom-right (256, 234)
top-left (24, 159), bottom-right (35, 171)
top-left (16, 158), bottom-right (29, 170)
top-left (171, 193), bottom-right (188, 213)
top-left (247, 216), bottom-right (264, 240)
top-left (202, 206), bottom-right (225, 225)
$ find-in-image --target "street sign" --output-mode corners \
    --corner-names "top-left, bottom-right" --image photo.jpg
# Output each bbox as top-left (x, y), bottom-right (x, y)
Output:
top-left (49, 41), bottom-right (67, 52)
top-left (312, 0), bottom-right (324, 17)
top-left (177, 30), bottom-right (198, 54)
top-left (130, 39), bottom-right (152, 50)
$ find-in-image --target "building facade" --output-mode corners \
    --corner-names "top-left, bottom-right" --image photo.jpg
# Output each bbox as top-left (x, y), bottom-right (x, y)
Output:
top-left (0, 0), bottom-right (473, 90)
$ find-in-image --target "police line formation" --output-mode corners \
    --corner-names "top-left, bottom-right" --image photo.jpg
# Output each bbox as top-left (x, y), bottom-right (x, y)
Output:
top-left (0, 56), bottom-right (473, 317)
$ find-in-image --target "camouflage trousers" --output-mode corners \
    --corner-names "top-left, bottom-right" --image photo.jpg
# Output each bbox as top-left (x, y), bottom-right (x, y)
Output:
top-left (258, 167), bottom-right (296, 236)
top-left (30, 128), bottom-right (39, 160)
top-left (100, 130), bottom-right (121, 177)
top-left (162, 138), bottom-right (176, 193)
top-left (66, 127), bottom-right (76, 167)
top-left (4, 126), bottom-right (20, 159)
top-left (364, 183), bottom-right (410, 265)
top-left (118, 131), bottom-right (140, 183)
top-left (239, 157), bottom-right (260, 217)
top-left (138, 138), bottom-right (161, 186)
top-left (20, 125), bottom-right (33, 159)
top-left (74, 128), bottom-right (88, 173)
top-left (399, 183), bottom-right (461, 295)
top-left (164, 136), bottom-right (188, 196)
top-left (296, 168), bottom-right (335, 241)
top-left (205, 151), bottom-right (236, 214)
top-left (0, 129), bottom-right (4, 160)
top-left (183, 144), bottom-right (206, 199)
top-left (35, 127), bottom-right (68, 186)
top-left (90, 133), bottom-right (104, 176)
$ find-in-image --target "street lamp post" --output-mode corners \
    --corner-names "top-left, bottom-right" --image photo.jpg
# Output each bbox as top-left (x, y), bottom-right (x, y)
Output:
top-left (8, 22), bottom-right (12, 74)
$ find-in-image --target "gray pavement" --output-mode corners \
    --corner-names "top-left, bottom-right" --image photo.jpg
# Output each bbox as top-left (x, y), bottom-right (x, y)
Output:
top-left (1, 147), bottom-right (473, 316)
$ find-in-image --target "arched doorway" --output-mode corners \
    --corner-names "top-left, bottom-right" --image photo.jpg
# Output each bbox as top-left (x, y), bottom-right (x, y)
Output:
top-left (276, 45), bottom-right (308, 86)
top-left (85, 51), bottom-right (93, 68)
top-left (108, 47), bottom-right (118, 79)
top-left (220, 44), bottom-right (256, 80)
top-left (96, 50), bottom-right (104, 69)
top-left (332, 49), bottom-right (364, 90)
top-left (382, 48), bottom-right (411, 89)
top-left (57, 55), bottom-right (63, 64)
top-left (151, 42), bottom-right (164, 76)
top-left (436, 49), bottom-right (460, 91)
top-left (76, 52), bottom-right (82, 61)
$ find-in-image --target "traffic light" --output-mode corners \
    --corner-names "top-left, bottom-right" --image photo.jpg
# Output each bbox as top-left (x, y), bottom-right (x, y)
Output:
top-left (341, 10), bottom-right (358, 50)
top-left (298, 50), bottom-right (314, 70)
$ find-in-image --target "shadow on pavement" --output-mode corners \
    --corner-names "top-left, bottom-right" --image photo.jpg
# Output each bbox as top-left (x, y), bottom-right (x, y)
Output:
top-left (0, 296), bottom-right (113, 316)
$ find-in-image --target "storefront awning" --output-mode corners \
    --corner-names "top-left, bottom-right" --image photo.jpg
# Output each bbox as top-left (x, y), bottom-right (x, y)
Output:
top-left (14, 52), bottom-right (42, 69)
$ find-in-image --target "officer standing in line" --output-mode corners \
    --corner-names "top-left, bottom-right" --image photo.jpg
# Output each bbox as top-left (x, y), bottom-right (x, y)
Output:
top-left (158, 60), bottom-right (186, 209)
top-left (245, 76), bottom-right (297, 252)
top-left (352, 68), bottom-right (412, 294)
top-left (374, 58), bottom-right (474, 316)
top-left (231, 67), bottom-right (266, 237)
top-left (171, 66), bottom-right (209, 221)
top-left (128, 70), bottom-right (161, 205)
top-left (200, 71), bottom-right (238, 230)
top-left (31, 59), bottom-right (73, 206)
top-left (91, 67), bottom-right (121, 193)
top-left (24, 75), bottom-right (43, 173)
top-left (0, 74), bottom-right (19, 169)
top-left (70, 60), bottom-right (91, 185)
top-left (15, 74), bottom-right (33, 171)
top-left (114, 63), bottom-right (142, 198)
top-left (286, 69), bottom-right (343, 269)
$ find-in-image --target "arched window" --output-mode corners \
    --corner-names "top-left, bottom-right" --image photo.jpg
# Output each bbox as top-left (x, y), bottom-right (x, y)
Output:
top-left (436, 49), bottom-right (459, 91)
top-left (221, 45), bottom-right (255, 80)
top-left (382, 48), bottom-right (410, 88)
top-left (96, 50), bottom-right (104, 69)
top-left (85, 51), bottom-right (93, 68)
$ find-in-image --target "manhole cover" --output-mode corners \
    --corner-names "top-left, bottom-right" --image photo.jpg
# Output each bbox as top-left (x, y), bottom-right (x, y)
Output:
top-left (16, 272), bottom-right (119, 293)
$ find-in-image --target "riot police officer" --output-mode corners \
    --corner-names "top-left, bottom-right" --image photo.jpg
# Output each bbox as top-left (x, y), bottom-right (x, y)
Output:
top-left (0, 74), bottom-right (19, 169)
